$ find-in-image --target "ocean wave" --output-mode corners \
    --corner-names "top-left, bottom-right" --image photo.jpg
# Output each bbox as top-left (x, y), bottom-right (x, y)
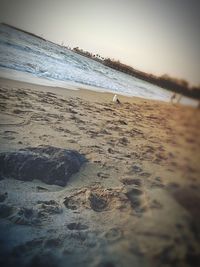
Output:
top-left (0, 24), bottom-right (176, 101)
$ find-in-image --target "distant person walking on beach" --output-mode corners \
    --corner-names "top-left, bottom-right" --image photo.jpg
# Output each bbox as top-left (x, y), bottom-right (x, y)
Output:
top-left (113, 94), bottom-right (121, 104)
top-left (170, 93), bottom-right (182, 104)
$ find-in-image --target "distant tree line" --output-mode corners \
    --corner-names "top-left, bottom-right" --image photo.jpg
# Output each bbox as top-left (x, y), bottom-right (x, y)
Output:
top-left (73, 47), bottom-right (105, 61)
top-left (103, 58), bottom-right (200, 100)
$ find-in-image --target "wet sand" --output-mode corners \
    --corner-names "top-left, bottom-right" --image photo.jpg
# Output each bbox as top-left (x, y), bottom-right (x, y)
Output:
top-left (0, 77), bottom-right (200, 267)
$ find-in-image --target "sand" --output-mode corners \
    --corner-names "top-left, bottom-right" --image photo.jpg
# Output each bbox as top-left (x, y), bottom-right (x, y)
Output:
top-left (0, 77), bottom-right (200, 267)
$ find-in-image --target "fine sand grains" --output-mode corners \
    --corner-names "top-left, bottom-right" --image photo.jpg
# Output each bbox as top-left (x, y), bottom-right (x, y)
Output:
top-left (0, 78), bottom-right (200, 267)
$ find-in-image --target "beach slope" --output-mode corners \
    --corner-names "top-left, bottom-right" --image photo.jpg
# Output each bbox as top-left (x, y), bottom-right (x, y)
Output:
top-left (0, 78), bottom-right (200, 267)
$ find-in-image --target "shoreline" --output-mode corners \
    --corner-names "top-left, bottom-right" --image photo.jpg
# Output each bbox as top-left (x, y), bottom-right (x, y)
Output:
top-left (0, 76), bottom-right (167, 105)
top-left (0, 67), bottom-right (198, 107)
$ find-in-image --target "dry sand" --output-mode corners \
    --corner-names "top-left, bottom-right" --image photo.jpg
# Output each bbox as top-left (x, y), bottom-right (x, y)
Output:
top-left (0, 77), bottom-right (200, 267)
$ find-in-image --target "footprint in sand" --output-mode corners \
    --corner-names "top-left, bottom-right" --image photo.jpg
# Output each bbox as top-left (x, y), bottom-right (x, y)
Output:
top-left (97, 172), bottom-right (109, 179)
top-left (150, 177), bottom-right (165, 188)
top-left (67, 222), bottom-right (89, 230)
top-left (63, 197), bottom-right (78, 210)
top-left (121, 178), bottom-right (142, 187)
top-left (37, 200), bottom-right (63, 215)
top-left (2, 130), bottom-right (18, 140)
top-left (139, 172), bottom-right (151, 178)
top-left (89, 192), bottom-right (108, 212)
top-left (107, 148), bottom-right (115, 154)
top-left (131, 165), bottom-right (143, 173)
top-left (64, 187), bottom-right (128, 214)
top-left (118, 137), bottom-right (129, 146)
top-left (126, 188), bottom-right (144, 213)
top-left (8, 207), bottom-right (40, 225)
top-left (105, 228), bottom-right (123, 242)
top-left (166, 182), bottom-right (180, 190)
top-left (3, 135), bottom-right (15, 140)
top-left (5, 201), bottom-right (62, 226)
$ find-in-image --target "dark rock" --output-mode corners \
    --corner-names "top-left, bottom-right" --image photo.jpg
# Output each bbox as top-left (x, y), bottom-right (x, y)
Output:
top-left (0, 146), bottom-right (86, 186)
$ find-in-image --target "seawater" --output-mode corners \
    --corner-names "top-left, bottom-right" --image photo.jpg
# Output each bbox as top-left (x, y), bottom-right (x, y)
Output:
top-left (0, 24), bottom-right (197, 106)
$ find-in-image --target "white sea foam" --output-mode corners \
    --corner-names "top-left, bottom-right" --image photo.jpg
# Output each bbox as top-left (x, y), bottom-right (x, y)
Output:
top-left (0, 24), bottom-right (198, 107)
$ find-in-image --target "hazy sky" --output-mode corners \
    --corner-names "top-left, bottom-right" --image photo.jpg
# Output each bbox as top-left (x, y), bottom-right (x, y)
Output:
top-left (0, 0), bottom-right (199, 86)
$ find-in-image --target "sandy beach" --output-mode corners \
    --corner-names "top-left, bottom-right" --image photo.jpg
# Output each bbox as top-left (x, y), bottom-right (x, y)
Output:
top-left (0, 77), bottom-right (200, 267)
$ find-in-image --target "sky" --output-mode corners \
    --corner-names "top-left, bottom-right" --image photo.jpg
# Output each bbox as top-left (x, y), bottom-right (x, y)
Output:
top-left (0, 0), bottom-right (199, 86)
